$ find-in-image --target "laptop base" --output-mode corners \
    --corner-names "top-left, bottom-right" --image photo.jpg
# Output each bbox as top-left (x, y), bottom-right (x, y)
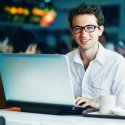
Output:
top-left (21, 106), bottom-right (88, 115)
top-left (7, 101), bottom-right (89, 115)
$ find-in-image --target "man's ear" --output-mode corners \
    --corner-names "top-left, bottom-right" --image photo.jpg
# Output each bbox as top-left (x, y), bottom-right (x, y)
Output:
top-left (70, 27), bottom-right (74, 35)
top-left (99, 25), bottom-right (104, 36)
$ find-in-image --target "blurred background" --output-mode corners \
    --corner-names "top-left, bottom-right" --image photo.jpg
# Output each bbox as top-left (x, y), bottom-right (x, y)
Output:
top-left (0, 0), bottom-right (125, 56)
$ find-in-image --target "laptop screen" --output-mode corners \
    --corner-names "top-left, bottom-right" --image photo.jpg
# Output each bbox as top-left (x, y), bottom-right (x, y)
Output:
top-left (0, 54), bottom-right (75, 107)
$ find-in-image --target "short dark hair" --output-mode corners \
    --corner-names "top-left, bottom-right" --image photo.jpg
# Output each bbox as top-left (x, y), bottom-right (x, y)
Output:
top-left (0, 30), bottom-right (7, 43)
top-left (13, 28), bottom-right (36, 52)
top-left (68, 3), bottom-right (104, 27)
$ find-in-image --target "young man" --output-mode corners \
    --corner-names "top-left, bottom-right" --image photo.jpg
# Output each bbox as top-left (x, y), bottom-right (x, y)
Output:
top-left (66, 3), bottom-right (125, 109)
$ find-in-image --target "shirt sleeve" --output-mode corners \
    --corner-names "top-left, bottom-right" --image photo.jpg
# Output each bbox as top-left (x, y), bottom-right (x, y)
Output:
top-left (113, 59), bottom-right (125, 107)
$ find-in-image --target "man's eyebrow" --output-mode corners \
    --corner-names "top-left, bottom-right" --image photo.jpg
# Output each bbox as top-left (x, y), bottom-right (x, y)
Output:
top-left (72, 24), bottom-right (97, 28)
top-left (72, 25), bottom-right (82, 28)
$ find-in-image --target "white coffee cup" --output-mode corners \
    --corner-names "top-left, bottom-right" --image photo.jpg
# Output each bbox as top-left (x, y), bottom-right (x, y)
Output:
top-left (99, 95), bottom-right (116, 115)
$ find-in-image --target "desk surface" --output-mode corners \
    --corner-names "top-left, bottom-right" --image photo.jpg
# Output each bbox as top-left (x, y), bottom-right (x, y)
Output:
top-left (0, 110), bottom-right (125, 125)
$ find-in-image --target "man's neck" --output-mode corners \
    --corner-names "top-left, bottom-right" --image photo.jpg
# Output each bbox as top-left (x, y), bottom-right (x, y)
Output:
top-left (80, 42), bottom-right (99, 70)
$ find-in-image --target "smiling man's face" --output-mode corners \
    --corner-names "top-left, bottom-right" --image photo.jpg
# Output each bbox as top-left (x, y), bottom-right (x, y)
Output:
top-left (71, 14), bottom-right (104, 51)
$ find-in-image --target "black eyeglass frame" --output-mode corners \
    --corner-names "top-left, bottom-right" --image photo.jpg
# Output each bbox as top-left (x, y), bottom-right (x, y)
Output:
top-left (72, 25), bottom-right (99, 34)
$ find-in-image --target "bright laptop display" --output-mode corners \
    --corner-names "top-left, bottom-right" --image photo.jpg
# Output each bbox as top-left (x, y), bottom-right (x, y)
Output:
top-left (0, 54), bottom-right (88, 114)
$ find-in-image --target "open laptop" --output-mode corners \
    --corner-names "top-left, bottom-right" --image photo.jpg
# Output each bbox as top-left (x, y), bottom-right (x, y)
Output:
top-left (0, 54), bottom-right (88, 115)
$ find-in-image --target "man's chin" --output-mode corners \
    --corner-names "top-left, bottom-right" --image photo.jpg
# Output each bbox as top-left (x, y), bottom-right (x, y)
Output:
top-left (79, 45), bottom-right (90, 51)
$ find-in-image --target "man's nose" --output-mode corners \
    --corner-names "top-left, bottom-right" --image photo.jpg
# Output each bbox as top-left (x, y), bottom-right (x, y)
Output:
top-left (81, 29), bottom-right (87, 36)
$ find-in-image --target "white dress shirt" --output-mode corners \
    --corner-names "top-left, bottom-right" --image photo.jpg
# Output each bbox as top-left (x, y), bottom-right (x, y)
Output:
top-left (66, 43), bottom-right (125, 107)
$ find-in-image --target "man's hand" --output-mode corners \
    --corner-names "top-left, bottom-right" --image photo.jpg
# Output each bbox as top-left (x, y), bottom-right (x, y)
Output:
top-left (25, 44), bottom-right (37, 54)
top-left (75, 97), bottom-right (99, 109)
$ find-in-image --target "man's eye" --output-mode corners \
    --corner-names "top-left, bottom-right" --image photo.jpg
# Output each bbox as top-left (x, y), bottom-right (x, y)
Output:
top-left (86, 26), bottom-right (94, 30)
top-left (74, 27), bottom-right (81, 30)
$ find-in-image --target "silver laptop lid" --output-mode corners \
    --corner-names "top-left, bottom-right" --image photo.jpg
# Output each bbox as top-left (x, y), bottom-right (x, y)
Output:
top-left (0, 54), bottom-right (75, 106)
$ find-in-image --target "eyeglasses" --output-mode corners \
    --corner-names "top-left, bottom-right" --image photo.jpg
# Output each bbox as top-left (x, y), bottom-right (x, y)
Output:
top-left (72, 25), bottom-right (99, 34)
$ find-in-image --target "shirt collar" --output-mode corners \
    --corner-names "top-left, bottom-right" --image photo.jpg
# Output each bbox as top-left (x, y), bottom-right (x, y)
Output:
top-left (73, 42), bottom-right (106, 65)
top-left (95, 42), bottom-right (106, 65)
top-left (74, 48), bottom-right (83, 65)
